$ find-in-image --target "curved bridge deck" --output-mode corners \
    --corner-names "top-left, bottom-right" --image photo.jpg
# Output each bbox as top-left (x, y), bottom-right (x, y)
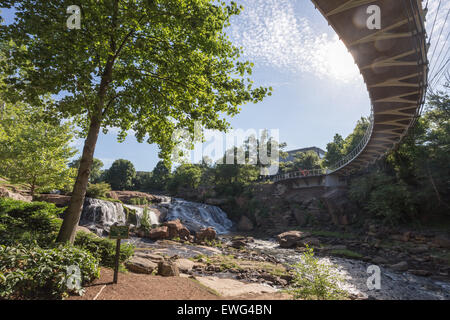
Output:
top-left (273, 0), bottom-right (428, 182)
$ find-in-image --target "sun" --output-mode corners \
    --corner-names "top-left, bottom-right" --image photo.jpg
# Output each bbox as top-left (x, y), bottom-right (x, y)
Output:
top-left (320, 35), bottom-right (361, 82)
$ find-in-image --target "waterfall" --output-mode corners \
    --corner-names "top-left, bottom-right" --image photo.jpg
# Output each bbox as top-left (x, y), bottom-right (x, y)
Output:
top-left (165, 199), bottom-right (233, 234)
top-left (78, 197), bottom-right (233, 236)
top-left (123, 204), bottom-right (160, 227)
top-left (80, 198), bottom-right (126, 235)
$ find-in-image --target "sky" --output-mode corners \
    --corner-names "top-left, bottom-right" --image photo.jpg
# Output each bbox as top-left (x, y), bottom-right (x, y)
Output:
top-left (1, 0), bottom-right (449, 172)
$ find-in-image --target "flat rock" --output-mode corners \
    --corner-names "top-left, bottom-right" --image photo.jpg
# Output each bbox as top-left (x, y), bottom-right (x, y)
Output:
top-left (390, 261), bottom-right (408, 272)
top-left (276, 231), bottom-right (311, 248)
top-left (195, 276), bottom-right (277, 297)
top-left (174, 258), bottom-right (195, 273)
top-left (134, 252), bottom-right (165, 263)
top-left (158, 261), bottom-right (180, 277)
top-left (125, 257), bottom-right (158, 274)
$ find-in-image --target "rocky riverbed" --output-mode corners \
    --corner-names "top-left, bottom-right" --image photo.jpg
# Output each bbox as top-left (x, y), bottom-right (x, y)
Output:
top-left (125, 235), bottom-right (450, 300)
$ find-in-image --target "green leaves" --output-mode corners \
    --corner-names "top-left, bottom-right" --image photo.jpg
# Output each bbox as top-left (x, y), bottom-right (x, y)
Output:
top-left (0, 0), bottom-right (271, 162)
top-left (0, 244), bottom-right (100, 299)
top-left (0, 101), bottom-right (77, 195)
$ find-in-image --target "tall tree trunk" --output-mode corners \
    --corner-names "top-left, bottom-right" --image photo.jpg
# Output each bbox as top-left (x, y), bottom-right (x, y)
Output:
top-left (56, 114), bottom-right (102, 243)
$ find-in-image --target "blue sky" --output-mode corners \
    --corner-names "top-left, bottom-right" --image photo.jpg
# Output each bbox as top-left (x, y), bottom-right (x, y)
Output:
top-left (1, 0), bottom-right (448, 171)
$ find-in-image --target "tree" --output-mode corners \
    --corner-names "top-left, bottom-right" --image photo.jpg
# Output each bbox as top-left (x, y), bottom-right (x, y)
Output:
top-left (149, 160), bottom-right (171, 191)
top-left (342, 117), bottom-right (370, 155)
top-left (324, 134), bottom-right (344, 168)
top-left (69, 158), bottom-right (104, 184)
top-left (105, 159), bottom-right (136, 191)
top-left (0, 103), bottom-right (76, 196)
top-left (0, 1), bottom-right (271, 242)
top-left (291, 151), bottom-right (322, 170)
top-left (132, 171), bottom-right (153, 191)
top-left (168, 163), bottom-right (202, 194)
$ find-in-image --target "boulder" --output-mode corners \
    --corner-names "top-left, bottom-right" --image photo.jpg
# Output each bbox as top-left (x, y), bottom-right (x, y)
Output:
top-left (230, 237), bottom-right (248, 249)
top-left (390, 261), bottom-right (408, 272)
top-left (76, 225), bottom-right (95, 235)
top-left (35, 194), bottom-right (71, 207)
top-left (125, 257), bottom-right (158, 274)
top-left (174, 258), bottom-right (195, 273)
top-left (134, 252), bottom-right (165, 263)
top-left (195, 227), bottom-right (217, 243)
top-left (147, 226), bottom-right (169, 240)
top-left (276, 230), bottom-right (310, 248)
top-left (163, 219), bottom-right (191, 240)
top-left (0, 186), bottom-right (32, 202)
top-left (433, 236), bottom-right (450, 249)
top-left (112, 191), bottom-right (158, 204)
top-left (158, 260), bottom-right (180, 277)
top-left (237, 216), bottom-right (254, 232)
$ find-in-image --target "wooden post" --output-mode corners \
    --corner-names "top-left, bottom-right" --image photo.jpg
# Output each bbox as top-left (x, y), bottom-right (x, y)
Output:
top-left (113, 238), bottom-right (121, 284)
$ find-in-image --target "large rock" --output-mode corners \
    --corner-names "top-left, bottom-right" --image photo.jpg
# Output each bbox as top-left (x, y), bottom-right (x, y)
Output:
top-left (195, 227), bottom-right (217, 243)
top-left (390, 261), bottom-right (408, 272)
top-left (36, 194), bottom-right (71, 207)
top-left (433, 236), bottom-right (450, 249)
top-left (126, 257), bottom-right (158, 274)
top-left (163, 219), bottom-right (191, 240)
top-left (0, 186), bottom-right (32, 202)
top-left (158, 260), bottom-right (180, 277)
top-left (109, 191), bottom-right (158, 204)
top-left (147, 226), bottom-right (169, 240)
top-left (276, 230), bottom-right (311, 248)
top-left (174, 258), bottom-right (195, 273)
top-left (237, 216), bottom-right (254, 232)
top-left (134, 252), bottom-right (165, 263)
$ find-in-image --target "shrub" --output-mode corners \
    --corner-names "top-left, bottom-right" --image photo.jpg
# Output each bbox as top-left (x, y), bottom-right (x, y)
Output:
top-left (138, 207), bottom-right (152, 233)
top-left (0, 244), bottom-right (100, 299)
top-left (349, 172), bottom-right (418, 225)
top-left (0, 198), bottom-right (63, 246)
top-left (86, 182), bottom-right (112, 199)
top-left (74, 231), bottom-right (134, 268)
top-left (287, 246), bottom-right (347, 300)
top-left (129, 197), bottom-right (148, 206)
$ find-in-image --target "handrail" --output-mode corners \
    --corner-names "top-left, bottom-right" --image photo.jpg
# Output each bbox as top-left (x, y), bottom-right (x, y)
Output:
top-left (268, 0), bottom-right (427, 183)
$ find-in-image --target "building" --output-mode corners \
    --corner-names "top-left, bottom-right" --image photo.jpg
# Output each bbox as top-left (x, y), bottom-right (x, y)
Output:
top-left (280, 147), bottom-right (326, 163)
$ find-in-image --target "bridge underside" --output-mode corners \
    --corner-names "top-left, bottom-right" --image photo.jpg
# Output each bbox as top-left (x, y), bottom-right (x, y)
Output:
top-left (311, 0), bottom-right (428, 175)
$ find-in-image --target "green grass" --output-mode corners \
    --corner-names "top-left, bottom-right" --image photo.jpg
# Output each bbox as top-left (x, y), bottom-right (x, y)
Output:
top-left (310, 230), bottom-right (356, 239)
top-left (329, 249), bottom-right (363, 259)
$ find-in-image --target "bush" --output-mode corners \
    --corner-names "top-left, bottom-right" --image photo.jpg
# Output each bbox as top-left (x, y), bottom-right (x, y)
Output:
top-left (138, 207), bottom-right (153, 233)
top-left (74, 231), bottom-right (134, 268)
top-left (349, 172), bottom-right (418, 225)
top-left (86, 182), bottom-right (112, 199)
top-left (0, 244), bottom-right (100, 299)
top-left (129, 197), bottom-right (148, 206)
top-left (0, 198), bottom-right (63, 246)
top-left (287, 246), bottom-right (347, 300)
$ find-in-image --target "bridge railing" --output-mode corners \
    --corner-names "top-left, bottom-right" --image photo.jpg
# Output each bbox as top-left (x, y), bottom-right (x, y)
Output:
top-left (268, 108), bottom-right (374, 182)
top-left (327, 108), bottom-right (374, 174)
top-left (271, 168), bottom-right (328, 182)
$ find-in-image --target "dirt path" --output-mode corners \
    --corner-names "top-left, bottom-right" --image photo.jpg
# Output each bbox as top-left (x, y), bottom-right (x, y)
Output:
top-left (68, 268), bottom-right (290, 300)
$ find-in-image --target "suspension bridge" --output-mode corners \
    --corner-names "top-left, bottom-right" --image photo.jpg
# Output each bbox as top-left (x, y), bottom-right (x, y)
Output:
top-left (272, 0), bottom-right (449, 183)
